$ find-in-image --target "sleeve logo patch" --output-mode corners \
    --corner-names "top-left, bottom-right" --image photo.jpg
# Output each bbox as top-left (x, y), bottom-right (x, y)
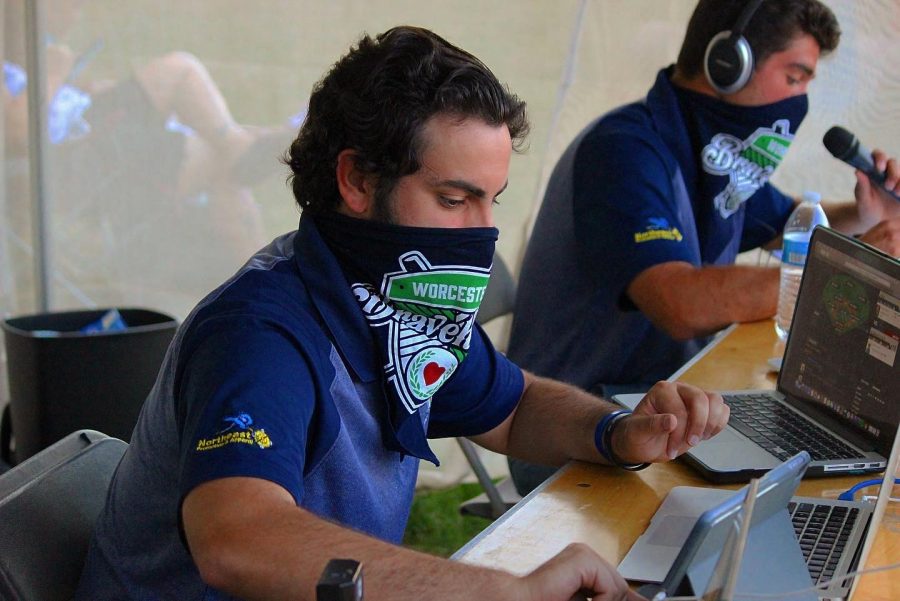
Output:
top-left (195, 412), bottom-right (273, 452)
top-left (634, 217), bottom-right (683, 243)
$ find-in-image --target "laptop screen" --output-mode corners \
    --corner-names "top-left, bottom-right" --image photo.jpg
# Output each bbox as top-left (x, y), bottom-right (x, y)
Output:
top-left (779, 227), bottom-right (900, 458)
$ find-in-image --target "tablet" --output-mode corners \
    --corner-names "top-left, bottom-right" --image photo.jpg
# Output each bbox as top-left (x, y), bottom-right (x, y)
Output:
top-left (659, 452), bottom-right (816, 600)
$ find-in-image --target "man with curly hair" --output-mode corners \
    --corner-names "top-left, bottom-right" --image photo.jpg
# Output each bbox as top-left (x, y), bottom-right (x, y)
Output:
top-left (76, 26), bottom-right (727, 601)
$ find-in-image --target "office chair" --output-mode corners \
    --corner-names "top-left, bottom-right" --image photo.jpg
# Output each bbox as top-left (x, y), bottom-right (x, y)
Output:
top-left (0, 429), bottom-right (127, 601)
top-left (457, 254), bottom-right (522, 520)
top-left (476, 253), bottom-right (517, 327)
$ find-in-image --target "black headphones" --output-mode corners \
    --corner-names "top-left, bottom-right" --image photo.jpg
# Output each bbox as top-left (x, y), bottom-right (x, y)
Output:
top-left (704, 0), bottom-right (765, 94)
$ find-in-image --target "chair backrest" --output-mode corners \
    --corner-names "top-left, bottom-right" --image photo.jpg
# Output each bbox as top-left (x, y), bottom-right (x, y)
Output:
top-left (458, 253), bottom-right (520, 520)
top-left (478, 254), bottom-right (516, 326)
top-left (0, 430), bottom-right (126, 601)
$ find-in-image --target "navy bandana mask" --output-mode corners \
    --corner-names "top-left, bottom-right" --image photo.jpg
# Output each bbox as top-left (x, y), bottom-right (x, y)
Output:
top-left (675, 87), bottom-right (808, 217)
top-left (673, 86), bottom-right (808, 261)
top-left (314, 212), bottom-right (497, 463)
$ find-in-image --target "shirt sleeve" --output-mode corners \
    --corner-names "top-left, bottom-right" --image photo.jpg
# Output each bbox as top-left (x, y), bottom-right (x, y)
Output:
top-left (176, 316), bottom-right (318, 505)
top-left (740, 183), bottom-right (794, 251)
top-left (426, 324), bottom-right (524, 438)
top-left (571, 128), bottom-right (698, 304)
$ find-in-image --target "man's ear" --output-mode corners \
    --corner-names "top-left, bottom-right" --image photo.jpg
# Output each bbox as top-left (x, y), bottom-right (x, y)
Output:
top-left (335, 149), bottom-right (375, 216)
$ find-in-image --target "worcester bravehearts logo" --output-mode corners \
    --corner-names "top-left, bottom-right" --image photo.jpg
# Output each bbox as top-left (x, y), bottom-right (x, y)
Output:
top-left (352, 251), bottom-right (489, 414)
top-left (702, 119), bottom-right (794, 219)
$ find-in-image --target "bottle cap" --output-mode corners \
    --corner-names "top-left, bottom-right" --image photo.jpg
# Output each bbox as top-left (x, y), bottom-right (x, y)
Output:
top-left (802, 190), bottom-right (822, 204)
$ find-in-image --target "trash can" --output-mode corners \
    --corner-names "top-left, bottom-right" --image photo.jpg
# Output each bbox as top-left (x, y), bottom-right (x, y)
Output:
top-left (1, 308), bottom-right (177, 465)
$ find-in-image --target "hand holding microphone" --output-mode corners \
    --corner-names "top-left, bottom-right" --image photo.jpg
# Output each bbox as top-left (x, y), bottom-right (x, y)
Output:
top-left (823, 126), bottom-right (900, 202)
top-left (824, 126), bottom-right (900, 257)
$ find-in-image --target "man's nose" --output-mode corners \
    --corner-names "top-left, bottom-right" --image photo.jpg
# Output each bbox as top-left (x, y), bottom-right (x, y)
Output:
top-left (470, 202), bottom-right (495, 228)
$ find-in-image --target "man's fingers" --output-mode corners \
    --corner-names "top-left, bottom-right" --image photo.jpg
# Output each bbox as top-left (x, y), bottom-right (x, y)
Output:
top-left (863, 150), bottom-right (899, 193)
top-left (856, 170), bottom-right (872, 202)
top-left (873, 149), bottom-right (888, 174)
top-left (639, 413), bottom-right (677, 436)
top-left (703, 395), bottom-right (730, 440)
top-left (674, 382), bottom-right (710, 448)
top-left (622, 413), bottom-right (677, 438)
top-left (610, 413), bottom-right (669, 463)
top-left (871, 149), bottom-right (899, 187)
top-left (631, 381), bottom-right (730, 461)
top-left (884, 157), bottom-right (899, 191)
top-left (526, 542), bottom-right (636, 601)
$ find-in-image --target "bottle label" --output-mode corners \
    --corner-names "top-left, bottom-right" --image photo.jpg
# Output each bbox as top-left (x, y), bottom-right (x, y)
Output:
top-left (783, 238), bottom-right (808, 267)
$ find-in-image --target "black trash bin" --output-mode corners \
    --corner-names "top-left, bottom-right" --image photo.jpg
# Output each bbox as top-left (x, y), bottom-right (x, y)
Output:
top-left (1, 308), bottom-right (177, 464)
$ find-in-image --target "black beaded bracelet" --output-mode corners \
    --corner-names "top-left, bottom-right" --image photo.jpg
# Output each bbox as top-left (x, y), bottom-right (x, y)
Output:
top-left (595, 410), bottom-right (650, 471)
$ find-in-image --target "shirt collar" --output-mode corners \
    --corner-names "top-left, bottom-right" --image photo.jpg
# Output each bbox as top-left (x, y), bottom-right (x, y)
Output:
top-left (293, 214), bottom-right (379, 383)
top-left (646, 65), bottom-right (699, 196)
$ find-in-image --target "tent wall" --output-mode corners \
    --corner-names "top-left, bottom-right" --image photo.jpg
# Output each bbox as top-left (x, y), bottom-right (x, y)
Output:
top-left (3, 0), bottom-right (899, 486)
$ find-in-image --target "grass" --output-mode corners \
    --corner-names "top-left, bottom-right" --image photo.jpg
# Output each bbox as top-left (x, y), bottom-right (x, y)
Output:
top-left (403, 482), bottom-right (494, 557)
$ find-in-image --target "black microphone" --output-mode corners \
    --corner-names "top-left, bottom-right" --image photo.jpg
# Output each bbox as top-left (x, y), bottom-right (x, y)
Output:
top-left (823, 126), bottom-right (900, 201)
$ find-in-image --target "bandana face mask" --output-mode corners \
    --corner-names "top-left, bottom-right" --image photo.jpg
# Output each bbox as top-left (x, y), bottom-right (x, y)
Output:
top-left (676, 87), bottom-right (809, 219)
top-left (315, 212), bottom-right (497, 462)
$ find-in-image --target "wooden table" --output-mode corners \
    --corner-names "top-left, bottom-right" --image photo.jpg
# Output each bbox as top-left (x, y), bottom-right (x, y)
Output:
top-left (454, 320), bottom-right (898, 600)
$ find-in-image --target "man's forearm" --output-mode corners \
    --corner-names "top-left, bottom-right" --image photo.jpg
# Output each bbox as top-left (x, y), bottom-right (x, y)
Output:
top-left (472, 372), bottom-right (616, 467)
top-left (628, 262), bottom-right (779, 340)
top-left (184, 478), bottom-right (523, 601)
top-left (822, 201), bottom-right (866, 234)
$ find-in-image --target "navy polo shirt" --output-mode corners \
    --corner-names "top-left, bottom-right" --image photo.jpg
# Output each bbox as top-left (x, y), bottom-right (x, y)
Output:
top-left (508, 67), bottom-right (793, 393)
top-left (76, 216), bottom-right (524, 600)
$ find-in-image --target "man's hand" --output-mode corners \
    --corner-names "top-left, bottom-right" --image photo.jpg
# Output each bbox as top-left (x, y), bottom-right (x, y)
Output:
top-left (854, 149), bottom-right (900, 255)
top-left (520, 543), bottom-right (646, 601)
top-left (612, 381), bottom-right (728, 463)
top-left (858, 218), bottom-right (900, 257)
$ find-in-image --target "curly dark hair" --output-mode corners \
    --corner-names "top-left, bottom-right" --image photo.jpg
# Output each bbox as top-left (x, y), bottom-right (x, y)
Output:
top-left (676, 0), bottom-right (840, 80)
top-left (284, 26), bottom-right (529, 215)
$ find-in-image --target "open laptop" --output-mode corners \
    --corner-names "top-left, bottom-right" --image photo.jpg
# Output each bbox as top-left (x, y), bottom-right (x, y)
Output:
top-left (620, 423), bottom-right (900, 600)
top-left (617, 227), bottom-right (900, 483)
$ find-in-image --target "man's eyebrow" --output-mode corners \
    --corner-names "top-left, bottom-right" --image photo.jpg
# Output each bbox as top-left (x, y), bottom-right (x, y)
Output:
top-left (790, 62), bottom-right (815, 77)
top-left (434, 178), bottom-right (509, 198)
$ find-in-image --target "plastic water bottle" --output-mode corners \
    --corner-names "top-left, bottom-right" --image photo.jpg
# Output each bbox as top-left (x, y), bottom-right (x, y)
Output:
top-left (775, 191), bottom-right (829, 341)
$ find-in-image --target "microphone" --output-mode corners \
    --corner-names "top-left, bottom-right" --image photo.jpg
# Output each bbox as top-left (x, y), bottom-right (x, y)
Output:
top-left (823, 126), bottom-right (900, 201)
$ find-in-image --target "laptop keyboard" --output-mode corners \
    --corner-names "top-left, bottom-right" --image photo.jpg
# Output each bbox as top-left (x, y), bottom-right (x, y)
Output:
top-left (788, 501), bottom-right (860, 584)
top-left (724, 393), bottom-right (859, 461)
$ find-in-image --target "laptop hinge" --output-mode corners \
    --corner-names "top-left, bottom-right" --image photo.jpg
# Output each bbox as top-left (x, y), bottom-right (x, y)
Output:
top-left (784, 396), bottom-right (877, 453)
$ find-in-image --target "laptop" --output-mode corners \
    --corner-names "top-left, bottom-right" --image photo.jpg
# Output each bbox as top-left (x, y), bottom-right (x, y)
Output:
top-left (617, 227), bottom-right (900, 483)
top-left (620, 424), bottom-right (900, 600)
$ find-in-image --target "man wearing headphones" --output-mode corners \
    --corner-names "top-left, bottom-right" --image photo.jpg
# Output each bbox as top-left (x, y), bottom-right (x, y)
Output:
top-left (508, 0), bottom-right (900, 495)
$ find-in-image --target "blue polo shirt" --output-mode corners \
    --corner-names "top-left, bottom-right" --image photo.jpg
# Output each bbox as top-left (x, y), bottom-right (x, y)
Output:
top-left (508, 67), bottom-right (793, 393)
top-left (76, 216), bottom-right (524, 600)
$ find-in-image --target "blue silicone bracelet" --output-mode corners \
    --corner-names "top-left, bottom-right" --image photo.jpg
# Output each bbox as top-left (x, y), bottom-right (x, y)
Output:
top-left (594, 410), bottom-right (650, 471)
top-left (594, 410), bottom-right (629, 463)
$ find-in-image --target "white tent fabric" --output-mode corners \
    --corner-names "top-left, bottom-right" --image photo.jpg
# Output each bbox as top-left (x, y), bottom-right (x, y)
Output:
top-left (2, 1), bottom-right (899, 488)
